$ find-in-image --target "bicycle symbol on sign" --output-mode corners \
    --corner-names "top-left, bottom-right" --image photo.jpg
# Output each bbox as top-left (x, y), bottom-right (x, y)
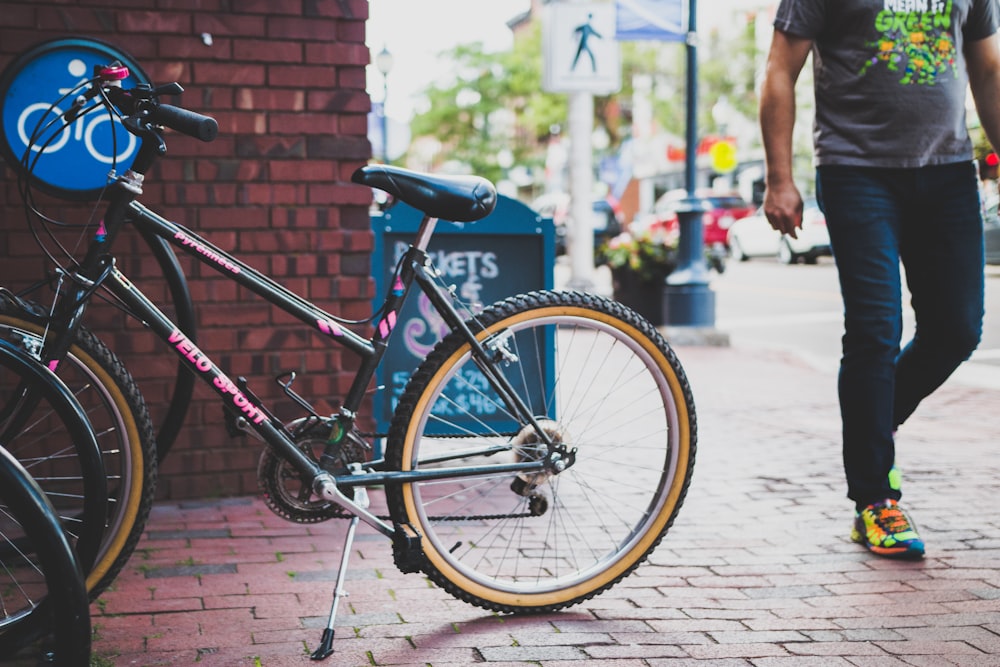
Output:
top-left (16, 59), bottom-right (137, 165)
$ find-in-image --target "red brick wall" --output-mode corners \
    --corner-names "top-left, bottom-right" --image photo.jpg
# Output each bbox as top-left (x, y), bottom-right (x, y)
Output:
top-left (0, 1), bottom-right (375, 499)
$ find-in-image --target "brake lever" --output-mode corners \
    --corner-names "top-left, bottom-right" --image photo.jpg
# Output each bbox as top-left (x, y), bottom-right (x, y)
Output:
top-left (122, 117), bottom-right (166, 156)
top-left (153, 82), bottom-right (184, 97)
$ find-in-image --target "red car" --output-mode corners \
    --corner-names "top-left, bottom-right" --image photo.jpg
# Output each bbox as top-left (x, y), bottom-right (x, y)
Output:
top-left (636, 189), bottom-right (755, 271)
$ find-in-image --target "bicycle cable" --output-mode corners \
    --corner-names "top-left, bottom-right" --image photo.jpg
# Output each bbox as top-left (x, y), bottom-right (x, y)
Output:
top-left (17, 76), bottom-right (120, 273)
top-left (316, 249), bottom-right (409, 329)
top-left (425, 256), bottom-right (487, 328)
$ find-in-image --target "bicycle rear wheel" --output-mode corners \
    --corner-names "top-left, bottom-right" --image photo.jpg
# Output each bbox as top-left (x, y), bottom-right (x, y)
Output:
top-left (0, 302), bottom-right (156, 599)
top-left (385, 290), bottom-right (696, 613)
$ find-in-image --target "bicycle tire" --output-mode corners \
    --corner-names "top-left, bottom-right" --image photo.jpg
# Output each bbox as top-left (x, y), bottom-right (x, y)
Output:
top-left (385, 290), bottom-right (697, 613)
top-left (0, 303), bottom-right (157, 600)
top-left (0, 449), bottom-right (91, 665)
top-left (0, 340), bottom-right (107, 576)
top-left (0, 349), bottom-right (94, 664)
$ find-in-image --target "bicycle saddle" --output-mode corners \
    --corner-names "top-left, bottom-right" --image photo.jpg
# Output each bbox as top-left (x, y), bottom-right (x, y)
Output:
top-left (352, 165), bottom-right (497, 223)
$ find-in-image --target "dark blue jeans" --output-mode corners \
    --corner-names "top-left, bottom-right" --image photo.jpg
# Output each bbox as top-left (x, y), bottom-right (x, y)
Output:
top-left (816, 163), bottom-right (985, 510)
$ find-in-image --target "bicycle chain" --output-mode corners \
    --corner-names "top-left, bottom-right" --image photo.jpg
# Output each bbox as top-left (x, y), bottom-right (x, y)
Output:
top-left (368, 511), bottom-right (536, 522)
top-left (263, 422), bottom-right (545, 524)
top-left (369, 489), bottom-right (547, 522)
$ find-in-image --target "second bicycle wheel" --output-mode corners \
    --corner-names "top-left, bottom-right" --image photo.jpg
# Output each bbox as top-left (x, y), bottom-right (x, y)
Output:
top-left (386, 290), bottom-right (696, 613)
top-left (0, 448), bottom-right (91, 665)
top-left (0, 341), bottom-right (97, 661)
top-left (0, 301), bottom-right (157, 599)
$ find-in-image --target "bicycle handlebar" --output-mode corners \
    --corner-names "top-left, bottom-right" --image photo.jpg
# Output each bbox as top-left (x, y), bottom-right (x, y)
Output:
top-left (143, 102), bottom-right (218, 142)
top-left (103, 84), bottom-right (218, 143)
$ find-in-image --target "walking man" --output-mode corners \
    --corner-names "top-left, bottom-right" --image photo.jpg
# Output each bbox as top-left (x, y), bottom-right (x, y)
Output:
top-left (572, 13), bottom-right (601, 72)
top-left (759, 0), bottom-right (1000, 558)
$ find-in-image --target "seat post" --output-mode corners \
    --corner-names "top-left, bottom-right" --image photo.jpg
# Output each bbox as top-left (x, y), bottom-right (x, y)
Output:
top-left (413, 216), bottom-right (439, 252)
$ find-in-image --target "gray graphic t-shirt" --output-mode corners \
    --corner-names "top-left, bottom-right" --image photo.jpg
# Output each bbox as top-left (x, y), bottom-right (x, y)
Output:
top-left (774, 0), bottom-right (999, 167)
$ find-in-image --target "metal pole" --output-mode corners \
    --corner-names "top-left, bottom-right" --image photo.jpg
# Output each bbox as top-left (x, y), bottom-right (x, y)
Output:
top-left (375, 46), bottom-right (393, 165)
top-left (381, 79), bottom-right (389, 164)
top-left (567, 90), bottom-right (596, 291)
top-left (663, 0), bottom-right (715, 328)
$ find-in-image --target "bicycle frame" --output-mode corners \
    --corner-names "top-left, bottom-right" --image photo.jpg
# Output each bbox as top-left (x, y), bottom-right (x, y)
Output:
top-left (45, 193), bottom-right (552, 538)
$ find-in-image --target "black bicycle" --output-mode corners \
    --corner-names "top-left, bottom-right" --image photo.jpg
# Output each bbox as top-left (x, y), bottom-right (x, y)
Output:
top-left (0, 340), bottom-right (100, 665)
top-left (1, 63), bottom-right (697, 660)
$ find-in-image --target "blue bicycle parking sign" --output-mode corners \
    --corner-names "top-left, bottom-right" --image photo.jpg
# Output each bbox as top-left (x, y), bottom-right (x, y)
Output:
top-left (0, 38), bottom-right (150, 200)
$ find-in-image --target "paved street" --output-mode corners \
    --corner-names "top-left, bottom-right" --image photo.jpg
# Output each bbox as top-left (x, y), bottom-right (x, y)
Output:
top-left (86, 339), bottom-right (1000, 666)
top-left (713, 259), bottom-right (1000, 391)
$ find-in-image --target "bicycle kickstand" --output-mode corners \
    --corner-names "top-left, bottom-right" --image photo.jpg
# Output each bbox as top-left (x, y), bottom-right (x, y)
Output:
top-left (310, 478), bottom-right (368, 661)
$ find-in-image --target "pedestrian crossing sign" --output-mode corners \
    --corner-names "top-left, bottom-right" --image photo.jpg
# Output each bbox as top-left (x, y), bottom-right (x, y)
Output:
top-left (543, 3), bottom-right (621, 94)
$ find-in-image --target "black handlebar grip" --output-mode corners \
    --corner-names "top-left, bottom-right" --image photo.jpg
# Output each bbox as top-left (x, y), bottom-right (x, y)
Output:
top-left (147, 104), bottom-right (219, 142)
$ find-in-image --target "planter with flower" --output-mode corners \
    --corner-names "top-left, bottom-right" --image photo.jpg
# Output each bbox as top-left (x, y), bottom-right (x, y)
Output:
top-left (600, 225), bottom-right (679, 325)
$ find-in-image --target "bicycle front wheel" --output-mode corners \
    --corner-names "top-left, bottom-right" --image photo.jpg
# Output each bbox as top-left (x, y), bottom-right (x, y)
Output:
top-left (385, 290), bottom-right (696, 613)
top-left (0, 304), bottom-right (156, 599)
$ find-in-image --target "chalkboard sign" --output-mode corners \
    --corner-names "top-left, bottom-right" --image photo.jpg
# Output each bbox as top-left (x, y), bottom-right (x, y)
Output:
top-left (371, 195), bottom-right (555, 438)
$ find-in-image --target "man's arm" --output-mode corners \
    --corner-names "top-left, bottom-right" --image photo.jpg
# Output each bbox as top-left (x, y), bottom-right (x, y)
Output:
top-left (759, 29), bottom-right (813, 237)
top-left (967, 33), bottom-right (1000, 157)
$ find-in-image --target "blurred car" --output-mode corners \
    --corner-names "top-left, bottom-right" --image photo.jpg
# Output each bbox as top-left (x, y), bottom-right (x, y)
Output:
top-left (530, 192), bottom-right (623, 257)
top-left (727, 198), bottom-right (832, 264)
top-left (636, 189), bottom-right (754, 271)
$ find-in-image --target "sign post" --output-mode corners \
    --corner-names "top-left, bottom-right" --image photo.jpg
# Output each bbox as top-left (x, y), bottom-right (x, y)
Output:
top-left (543, 2), bottom-right (621, 292)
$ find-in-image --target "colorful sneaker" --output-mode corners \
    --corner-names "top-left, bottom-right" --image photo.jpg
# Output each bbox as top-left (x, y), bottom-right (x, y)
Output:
top-left (851, 499), bottom-right (925, 559)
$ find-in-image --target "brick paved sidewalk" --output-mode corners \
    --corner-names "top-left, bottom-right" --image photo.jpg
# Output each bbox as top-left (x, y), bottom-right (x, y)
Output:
top-left (88, 346), bottom-right (1000, 666)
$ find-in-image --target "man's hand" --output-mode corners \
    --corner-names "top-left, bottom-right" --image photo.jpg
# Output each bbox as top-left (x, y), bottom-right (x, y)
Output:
top-left (763, 183), bottom-right (804, 239)
top-left (759, 29), bottom-right (812, 242)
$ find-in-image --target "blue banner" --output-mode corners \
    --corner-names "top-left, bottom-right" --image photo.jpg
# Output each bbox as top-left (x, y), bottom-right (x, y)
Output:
top-left (615, 0), bottom-right (685, 42)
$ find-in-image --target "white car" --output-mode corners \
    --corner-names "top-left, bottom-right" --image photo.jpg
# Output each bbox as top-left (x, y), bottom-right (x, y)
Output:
top-left (980, 193), bottom-right (1000, 265)
top-left (727, 199), bottom-right (832, 264)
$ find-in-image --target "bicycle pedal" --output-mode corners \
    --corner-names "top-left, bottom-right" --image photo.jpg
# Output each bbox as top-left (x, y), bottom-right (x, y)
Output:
top-left (391, 524), bottom-right (424, 574)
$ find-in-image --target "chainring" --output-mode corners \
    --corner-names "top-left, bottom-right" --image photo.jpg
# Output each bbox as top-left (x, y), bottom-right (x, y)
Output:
top-left (257, 419), bottom-right (366, 523)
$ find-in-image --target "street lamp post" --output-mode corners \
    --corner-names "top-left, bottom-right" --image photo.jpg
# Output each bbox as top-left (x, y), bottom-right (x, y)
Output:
top-left (662, 0), bottom-right (716, 331)
top-left (375, 45), bottom-right (393, 164)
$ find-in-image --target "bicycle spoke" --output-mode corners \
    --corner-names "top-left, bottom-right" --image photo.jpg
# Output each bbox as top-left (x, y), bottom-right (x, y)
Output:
top-left (388, 293), bottom-right (695, 612)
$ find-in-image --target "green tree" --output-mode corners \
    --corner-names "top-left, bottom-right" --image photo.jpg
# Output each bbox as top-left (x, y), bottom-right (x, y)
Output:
top-left (406, 13), bottom-right (768, 186)
top-left (410, 23), bottom-right (565, 185)
top-left (700, 18), bottom-right (759, 134)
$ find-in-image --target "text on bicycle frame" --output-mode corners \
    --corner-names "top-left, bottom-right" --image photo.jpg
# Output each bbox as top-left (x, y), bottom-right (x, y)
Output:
top-left (174, 230), bottom-right (242, 275)
top-left (168, 329), bottom-right (268, 425)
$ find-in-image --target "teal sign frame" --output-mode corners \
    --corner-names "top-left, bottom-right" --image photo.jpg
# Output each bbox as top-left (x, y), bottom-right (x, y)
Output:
top-left (371, 195), bottom-right (555, 438)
